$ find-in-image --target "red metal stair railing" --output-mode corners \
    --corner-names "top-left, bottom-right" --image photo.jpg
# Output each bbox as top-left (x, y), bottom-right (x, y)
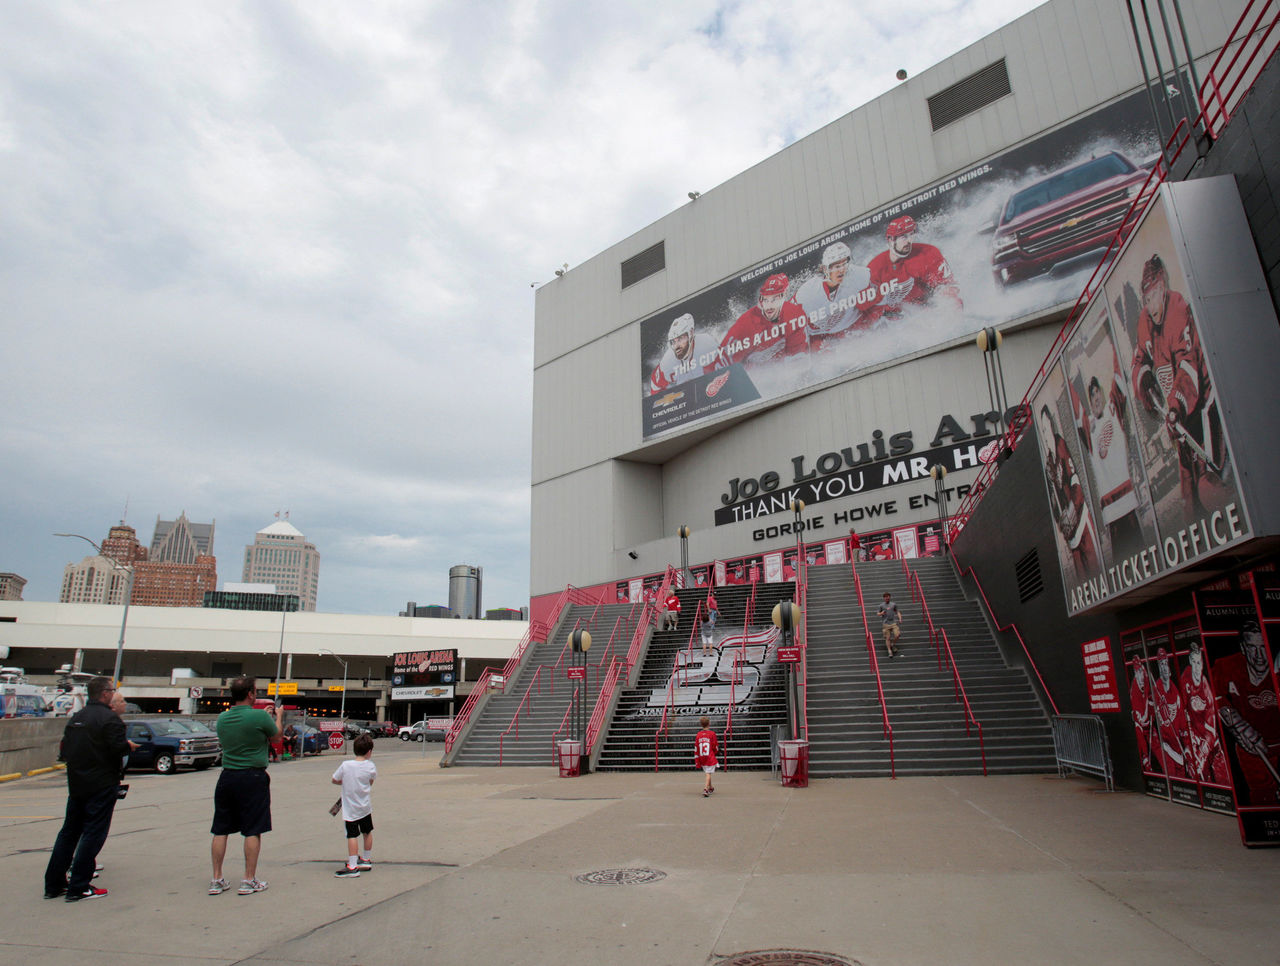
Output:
top-left (852, 554), bottom-right (895, 777)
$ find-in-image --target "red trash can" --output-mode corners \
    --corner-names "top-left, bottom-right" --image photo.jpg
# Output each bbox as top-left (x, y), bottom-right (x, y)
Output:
top-left (778, 739), bottom-right (809, 787)
top-left (558, 739), bottom-right (582, 777)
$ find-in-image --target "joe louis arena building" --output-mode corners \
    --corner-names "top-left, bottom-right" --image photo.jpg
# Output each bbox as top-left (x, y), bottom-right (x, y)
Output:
top-left (4, 0), bottom-right (1280, 846)
top-left (529, 0), bottom-right (1280, 846)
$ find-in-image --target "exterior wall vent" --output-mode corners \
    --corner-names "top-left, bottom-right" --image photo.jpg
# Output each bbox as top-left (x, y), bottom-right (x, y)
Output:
top-left (1015, 548), bottom-right (1044, 603)
top-left (621, 241), bottom-right (665, 289)
top-left (928, 60), bottom-right (1011, 131)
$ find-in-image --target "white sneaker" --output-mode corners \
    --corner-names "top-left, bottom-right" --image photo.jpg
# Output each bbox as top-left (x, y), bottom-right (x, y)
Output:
top-left (208, 878), bottom-right (229, 895)
top-left (238, 878), bottom-right (268, 895)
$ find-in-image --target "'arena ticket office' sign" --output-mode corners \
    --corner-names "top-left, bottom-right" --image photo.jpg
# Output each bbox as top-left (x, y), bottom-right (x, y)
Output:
top-left (1030, 178), bottom-right (1280, 616)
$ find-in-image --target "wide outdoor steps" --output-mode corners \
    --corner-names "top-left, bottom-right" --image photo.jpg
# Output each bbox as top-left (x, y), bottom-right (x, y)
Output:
top-left (803, 557), bottom-right (1057, 777)
top-left (594, 582), bottom-right (796, 772)
top-left (450, 601), bottom-right (644, 766)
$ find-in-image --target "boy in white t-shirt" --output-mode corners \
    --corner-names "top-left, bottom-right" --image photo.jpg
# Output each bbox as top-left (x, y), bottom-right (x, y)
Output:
top-left (331, 734), bottom-right (376, 877)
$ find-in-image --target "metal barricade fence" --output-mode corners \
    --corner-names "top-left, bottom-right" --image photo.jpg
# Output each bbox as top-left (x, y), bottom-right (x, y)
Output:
top-left (1051, 714), bottom-right (1114, 791)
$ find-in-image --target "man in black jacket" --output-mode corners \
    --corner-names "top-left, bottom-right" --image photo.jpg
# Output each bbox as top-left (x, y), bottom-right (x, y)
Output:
top-left (44, 676), bottom-right (137, 901)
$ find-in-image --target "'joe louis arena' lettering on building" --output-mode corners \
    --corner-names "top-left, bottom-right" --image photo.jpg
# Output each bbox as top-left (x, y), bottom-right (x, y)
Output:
top-left (713, 412), bottom-right (1008, 538)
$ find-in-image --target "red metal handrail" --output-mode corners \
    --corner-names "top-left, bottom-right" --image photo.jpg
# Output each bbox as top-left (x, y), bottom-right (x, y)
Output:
top-left (1200, 0), bottom-right (1280, 137)
top-left (937, 627), bottom-right (987, 775)
top-left (497, 666), bottom-right (542, 765)
top-left (585, 659), bottom-right (624, 754)
top-left (949, 118), bottom-right (1188, 534)
top-left (905, 569), bottom-right (986, 774)
top-left (587, 614), bottom-right (626, 686)
top-left (444, 667), bottom-right (498, 754)
top-left (852, 555), bottom-right (895, 777)
top-left (951, 552), bottom-right (1061, 716)
top-left (653, 672), bottom-right (679, 770)
top-left (625, 602), bottom-right (655, 670)
top-left (550, 684), bottom-right (580, 763)
top-left (907, 570), bottom-right (942, 666)
top-left (444, 585), bottom-right (584, 753)
top-left (951, 2), bottom-right (1279, 536)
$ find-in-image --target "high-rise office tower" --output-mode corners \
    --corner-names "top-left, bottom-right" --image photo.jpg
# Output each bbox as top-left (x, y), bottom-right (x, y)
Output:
top-left (241, 517), bottom-right (320, 612)
top-left (150, 513), bottom-right (215, 563)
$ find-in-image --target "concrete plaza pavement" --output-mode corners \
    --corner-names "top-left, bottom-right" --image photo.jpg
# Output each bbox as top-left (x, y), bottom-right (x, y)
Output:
top-left (2, 740), bottom-right (1276, 966)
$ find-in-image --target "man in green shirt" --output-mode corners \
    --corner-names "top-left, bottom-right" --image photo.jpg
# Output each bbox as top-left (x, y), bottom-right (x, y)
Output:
top-left (209, 677), bottom-right (281, 896)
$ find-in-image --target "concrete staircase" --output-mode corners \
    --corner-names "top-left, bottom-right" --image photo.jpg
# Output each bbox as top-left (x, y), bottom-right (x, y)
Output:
top-left (450, 602), bottom-right (644, 766)
top-left (805, 557), bottom-right (1056, 777)
top-left (594, 582), bottom-right (796, 771)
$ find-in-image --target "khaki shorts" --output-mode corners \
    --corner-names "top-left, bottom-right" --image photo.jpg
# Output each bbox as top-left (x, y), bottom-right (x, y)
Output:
top-left (882, 623), bottom-right (900, 645)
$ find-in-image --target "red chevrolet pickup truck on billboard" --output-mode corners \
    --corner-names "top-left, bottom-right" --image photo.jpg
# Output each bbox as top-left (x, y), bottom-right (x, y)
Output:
top-left (990, 151), bottom-right (1153, 287)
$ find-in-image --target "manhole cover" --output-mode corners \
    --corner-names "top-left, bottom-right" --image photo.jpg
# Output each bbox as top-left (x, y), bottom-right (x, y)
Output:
top-left (574, 867), bottom-right (667, 885)
top-left (718, 952), bottom-right (859, 966)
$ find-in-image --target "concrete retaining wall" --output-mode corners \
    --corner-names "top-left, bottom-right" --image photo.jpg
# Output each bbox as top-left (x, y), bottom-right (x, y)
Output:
top-left (0, 718), bottom-right (65, 781)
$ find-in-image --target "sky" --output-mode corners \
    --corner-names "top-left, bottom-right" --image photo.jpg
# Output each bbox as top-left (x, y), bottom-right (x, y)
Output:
top-left (1, 0), bottom-right (1047, 615)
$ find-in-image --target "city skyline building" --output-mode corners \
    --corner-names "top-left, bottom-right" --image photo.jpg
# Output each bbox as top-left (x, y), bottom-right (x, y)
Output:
top-left (60, 523), bottom-right (217, 607)
top-left (241, 516), bottom-right (321, 611)
top-left (0, 573), bottom-right (28, 601)
top-left (400, 602), bottom-right (452, 618)
top-left (448, 564), bottom-right (482, 620)
top-left (149, 512), bottom-right (215, 564)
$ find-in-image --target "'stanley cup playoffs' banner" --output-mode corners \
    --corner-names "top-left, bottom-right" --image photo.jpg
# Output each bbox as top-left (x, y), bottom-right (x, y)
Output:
top-left (640, 85), bottom-right (1172, 439)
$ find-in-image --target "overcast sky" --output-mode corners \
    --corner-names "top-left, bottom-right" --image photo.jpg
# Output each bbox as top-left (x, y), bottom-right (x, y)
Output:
top-left (1, 0), bottom-right (1045, 615)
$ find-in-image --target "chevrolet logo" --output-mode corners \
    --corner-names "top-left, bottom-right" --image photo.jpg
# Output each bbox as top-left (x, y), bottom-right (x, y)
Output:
top-left (1064, 216), bottom-right (1081, 228)
top-left (657, 391), bottom-right (684, 406)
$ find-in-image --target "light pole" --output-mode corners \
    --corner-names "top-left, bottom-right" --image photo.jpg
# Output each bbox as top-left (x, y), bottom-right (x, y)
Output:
top-left (930, 464), bottom-right (950, 550)
top-left (677, 525), bottom-right (691, 589)
top-left (54, 532), bottom-right (133, 685)
top-left (320, 648), bottom-right (349, 720)
top-left (976, 327), bottom-right (1014, 458)
top-left (791, 499), bottom-right (805, 584)
top-left (270, 593), bottom-right (298, 708)
top-left (570, 628), bottom-right (591, 769)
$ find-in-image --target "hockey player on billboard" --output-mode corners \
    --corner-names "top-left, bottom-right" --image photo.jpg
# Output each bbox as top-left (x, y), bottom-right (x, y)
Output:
top-left (718, 273), bottom-right (808, 369)
top-left (1180, 638), bottom-right (1231, 787)
top-left (1129, 253), bottom-right (1229, 515)
top-left (648, 313), bottom-right (724, 395)
top-left (1210, 620), bottom-right (1280, 805)
top-left (862, 216), bottom-right (962, 326)
top-left (1081, 370), bottom-right (1148, 562)
top-left (1127, 656), bottom-right (1157, 773)
top-left (794, 241), bottom-right (877, 352)
top-left (1151, 647), bottom-right (1190, 780)
top-left (1038, 403), bottom-right (1100, 579)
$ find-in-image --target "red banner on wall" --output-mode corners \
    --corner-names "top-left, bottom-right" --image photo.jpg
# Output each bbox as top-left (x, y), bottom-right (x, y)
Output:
top-left (1081, 637), bottom-right (1120, 712)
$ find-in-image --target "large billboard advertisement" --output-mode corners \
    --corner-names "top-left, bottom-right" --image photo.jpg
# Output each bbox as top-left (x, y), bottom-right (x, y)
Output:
top-left (1032, 183), bottom-right (1256, 614)
top-left (391, 648), bottom-right (457, 702)
top-left (640, 84), bottom-right (1173, 438)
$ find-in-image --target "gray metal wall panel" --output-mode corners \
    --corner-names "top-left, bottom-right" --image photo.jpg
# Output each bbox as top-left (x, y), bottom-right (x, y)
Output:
top-left (530, 0), bottom-right (1249, 596)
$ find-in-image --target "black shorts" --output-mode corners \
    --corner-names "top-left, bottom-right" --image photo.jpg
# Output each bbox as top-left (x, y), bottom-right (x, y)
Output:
top-left (211, 768), bottom-right (272, 837)
top-left (344, 813), bottom-right (374, 838)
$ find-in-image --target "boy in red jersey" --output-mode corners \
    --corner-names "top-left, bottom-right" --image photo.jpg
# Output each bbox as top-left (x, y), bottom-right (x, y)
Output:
top-left (694, 715), bottom-right (719, 797)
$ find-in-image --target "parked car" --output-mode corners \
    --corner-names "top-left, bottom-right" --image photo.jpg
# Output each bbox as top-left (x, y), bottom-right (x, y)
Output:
top-left (124, 717), bottom-right (221, 774)
top-left (378, 721), bottom-right (399, 737)
top-left (344, 719), bottom-right (375, 739)
top-left (287, 724), bottom-right (329, 756)
top-left (398, 721), bottom-right (445, 742)
top-left (989, 151), bottom-right (1152, 287)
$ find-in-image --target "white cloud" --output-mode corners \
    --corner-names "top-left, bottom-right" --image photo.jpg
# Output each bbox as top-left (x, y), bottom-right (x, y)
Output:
top-left (0, 0), bottom-right (1046, 613)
